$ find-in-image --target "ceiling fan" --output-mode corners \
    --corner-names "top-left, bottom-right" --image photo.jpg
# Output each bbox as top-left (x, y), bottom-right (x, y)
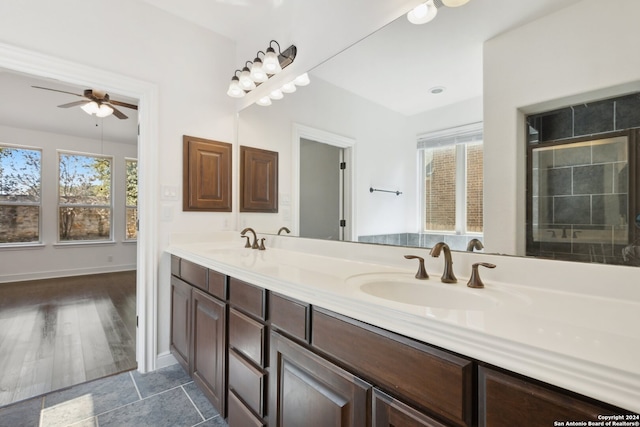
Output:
top-left (32, 86), bottom-right (138, 119)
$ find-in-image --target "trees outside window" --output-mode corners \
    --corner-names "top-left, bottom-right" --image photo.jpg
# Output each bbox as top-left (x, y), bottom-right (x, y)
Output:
top-left (58, 152), bottom-right (113, 241)
top-left (0, 145), bottom-right (42, 244)
top-left (125, 158), bottom-right (138, 240)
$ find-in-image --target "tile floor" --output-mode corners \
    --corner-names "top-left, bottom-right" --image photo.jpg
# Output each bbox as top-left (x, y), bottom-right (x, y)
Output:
top-left (0, 364), bottom-right (228, 427)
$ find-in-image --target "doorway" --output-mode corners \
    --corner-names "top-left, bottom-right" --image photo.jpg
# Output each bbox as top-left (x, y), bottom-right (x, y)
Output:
top-left (0, 42), bottom-right (158, 383)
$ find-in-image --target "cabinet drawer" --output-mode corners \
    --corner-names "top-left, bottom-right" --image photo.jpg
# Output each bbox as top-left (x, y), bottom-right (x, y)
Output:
top-left (228, 390), bottom-right (265, 427)
top-left (229, 277), bottom-right (266, 320)
top-left (229, 308), bottom-right (266, 367)
top-left (269, 292), bottom-right (310, 343)
top-left (228, 350), bottom-right (266, 417)
top-left (208, 269), bottom-right (227, 300)
top-left (180, 259), bottom-right (208, 291)
top-left (171, 255), bottom-right (180, 276)
top-left (478, 367), bottom-right (608, 427)
top-left (312, 308), bottom-right (473, 427)
top-left (373, 388), bottom-right (448, 427)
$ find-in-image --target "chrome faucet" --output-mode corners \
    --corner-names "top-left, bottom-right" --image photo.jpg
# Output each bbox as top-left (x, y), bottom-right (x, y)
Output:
top-left (240, 227), bottom-right (259, 249)
top-left (278, 226), bottom-right (291, 235)
top-left (466, 238), bottom-right (484, 252)
top-left (429, 242), bottom-right (457, 283)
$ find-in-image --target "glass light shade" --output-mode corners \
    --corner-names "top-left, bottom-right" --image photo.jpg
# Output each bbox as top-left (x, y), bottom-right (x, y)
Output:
top-left (407, 0), bottom-right (437, 24)
top-left (281, 81), bottom-right (297, 93)
top-left (269, 89), bottom-right (284, 100)
top-left (442, 0), bottom-right (470, 7)
top-left (294, 73), bottom-right (310, 86)
top-left (263, 48), bottom-right (282, 74)
top-left (96, 104), bottom-right (114, 118)
top-left (250, 59), bottom-right (268, 83)
top-left (227, 77), bottom-right (245, 98)
top-left (256, 96), bottom-right (272, 106)
top-left (81, 101), bottom-right (99, 115)
top-left (239, 67), bottom-right (256, 90)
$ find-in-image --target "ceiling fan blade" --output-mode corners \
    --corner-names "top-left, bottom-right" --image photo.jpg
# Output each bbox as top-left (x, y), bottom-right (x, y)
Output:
top-left (109, 105), bottom-right (128, 120)
top-left (32, 85), bottom-right (84, 97)
top-left (109, 99), bottom-right (138, 110)
top-left (58, 100), bottom-right (90, 108)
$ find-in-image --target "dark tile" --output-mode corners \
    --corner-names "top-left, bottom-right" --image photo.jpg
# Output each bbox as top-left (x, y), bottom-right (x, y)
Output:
top-left (97, 387), bottom-right (202, 427)
top-left (131, 364), bottom-right (192, 398)
top-left (0, 396), bottom-right (43, 427)
top-left (182, 383), bottom-right (220, 420)
top-left (554, 195), bottom-right (591, 224)
top-left (406, 233), bottom-right (420, 247)
top-left (553, 144), bottom-right (591, 167)
top-left (535, 197), bottom-right (554, 224)
top-left (573, 100), bottom-right (614, 136)
top-left (592, 139), bottom-right (627, 164)
top-left (532, 149), bottom-right (554, 169)
top-left (615, 93), bottom-right (640, 130)
top-left (592, 194), bottom-right (627, 225)
top-left (41, 372), bottom-right (139, 427)
top-left (614, 163), bottom-right (628, 193)
top-left (539, 167), bottom-right (572, 196)
top-left (573, 164), bottom-right (613, 194)
top-left (195, 416), bottom-right (228, 427)
top-left (540, 108), bottom-right (573, 142)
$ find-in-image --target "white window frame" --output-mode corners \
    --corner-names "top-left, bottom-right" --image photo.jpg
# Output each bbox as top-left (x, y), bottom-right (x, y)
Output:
top-left (0, 143), bottom-right (43, 247)
top-left (57, 150), bottom-right (114, 244)
top-left (418, 122), bottom-right (483, 235)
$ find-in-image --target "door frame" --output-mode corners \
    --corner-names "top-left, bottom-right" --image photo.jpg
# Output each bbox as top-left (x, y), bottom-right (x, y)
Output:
top-left (0, 41), bottom-right (159, 373)
top-left (292, 123), bottom-right (356, 241)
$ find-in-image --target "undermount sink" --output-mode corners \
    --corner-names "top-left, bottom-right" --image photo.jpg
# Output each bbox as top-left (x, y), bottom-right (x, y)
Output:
top-left (347, 272), bottom-right (519, 310)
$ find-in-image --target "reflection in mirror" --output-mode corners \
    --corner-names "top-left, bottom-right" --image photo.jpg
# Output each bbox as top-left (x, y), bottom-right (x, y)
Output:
top-left (237, 0), bottom-right (640, 266)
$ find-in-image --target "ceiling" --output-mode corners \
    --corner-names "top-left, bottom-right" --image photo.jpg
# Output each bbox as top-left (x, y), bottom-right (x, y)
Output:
top-left (0, 0), bottom-right (583, 143)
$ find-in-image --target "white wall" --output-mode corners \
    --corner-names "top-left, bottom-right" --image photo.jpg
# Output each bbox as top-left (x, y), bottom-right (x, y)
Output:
top-left (0, 125), bottom-right (137, 281)
top-left (484, 0), bottom-right (640, 255)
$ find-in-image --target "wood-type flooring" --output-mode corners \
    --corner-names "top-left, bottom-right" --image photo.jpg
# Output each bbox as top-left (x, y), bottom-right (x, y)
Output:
top-left (0, 271), bottom-right (137, 407)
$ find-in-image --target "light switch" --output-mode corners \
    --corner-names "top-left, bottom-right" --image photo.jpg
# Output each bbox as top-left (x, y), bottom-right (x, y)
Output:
top-left (161, 185), bottom-right (178, 200)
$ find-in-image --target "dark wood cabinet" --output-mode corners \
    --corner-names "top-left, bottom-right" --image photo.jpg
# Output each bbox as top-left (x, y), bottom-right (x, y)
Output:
top-left (478, 366), bottom-right (612, 427)
top-left (170, 276), bottom-right (191, 372)
top-left (240, 145), bottom-right (278, 213)
top-left (191, 288), bottom-right (226, 414)
top-left (269, 331), bottom-right (371, 427)
top-left (183, 135), bottom-right (232, 212)
top-left (373, 388), bottom-right (448, 427)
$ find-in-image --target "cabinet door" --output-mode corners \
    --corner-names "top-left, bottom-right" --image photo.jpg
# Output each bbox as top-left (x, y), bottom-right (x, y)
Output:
top-left (191, 289), bottom-right (226, 415)
top-left (269, 331), bottom-right (371, 427)
top-left (478, 367), bottom-right (609, 427)
top-left (373, 388), bottom-right (448, 427)
top-left (170, 276), bottom-right (191, 372)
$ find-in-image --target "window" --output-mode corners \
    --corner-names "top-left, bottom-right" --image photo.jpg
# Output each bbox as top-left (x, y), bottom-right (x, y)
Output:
top-left (0, 145), bottom-right (42, 244)
top-left (125, 158), bottom-right (138, 240)
top-left (58, 152), bottom-right (112, 242)
top-left (419, 123), bottom-right (483, 235)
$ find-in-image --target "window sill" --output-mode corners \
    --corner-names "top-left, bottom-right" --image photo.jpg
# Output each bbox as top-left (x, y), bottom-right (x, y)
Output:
top-left (53, 241), bottom-right (117, 248)
top-left (0, 242), bottom-right (46, 251)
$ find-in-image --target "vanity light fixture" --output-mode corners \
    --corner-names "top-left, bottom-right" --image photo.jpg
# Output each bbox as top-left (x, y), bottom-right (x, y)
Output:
top-left (407, 0), bottom-right (437, 25)
top-left (226, 39), bottom-right (297, 98)
top-left (408, 0), bottom-right (472, 25)
top-left (256, 96), bottom-right (272, 106)
top-left (294, 73), bottom-right (310, 86)
top-left (269, 88), bottom-right (284, 100)
top-left (281, 81), bottom-right (297, 93)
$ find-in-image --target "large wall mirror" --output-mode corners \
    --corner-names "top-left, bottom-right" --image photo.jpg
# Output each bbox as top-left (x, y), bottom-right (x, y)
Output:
top-left (237, 0), bottom-right (640, 267)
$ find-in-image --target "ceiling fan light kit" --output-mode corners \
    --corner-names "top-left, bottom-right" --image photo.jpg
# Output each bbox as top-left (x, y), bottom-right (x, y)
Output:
top-left (227, 39), bottom-right (310, 106)
top-left (32, 85), bottom-right (138, 119)
top-left (408, 0), bottom-right (471, 25)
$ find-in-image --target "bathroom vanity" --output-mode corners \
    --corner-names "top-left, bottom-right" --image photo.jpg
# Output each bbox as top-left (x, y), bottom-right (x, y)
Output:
top-left (167, 232), bottom-right (639, 426)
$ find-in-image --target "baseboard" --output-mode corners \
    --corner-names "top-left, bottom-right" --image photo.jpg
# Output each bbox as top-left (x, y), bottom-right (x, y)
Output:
top-left (0, 264), bottom-right (137, 283)
top-left (155, 352), bottom-right (178, 370)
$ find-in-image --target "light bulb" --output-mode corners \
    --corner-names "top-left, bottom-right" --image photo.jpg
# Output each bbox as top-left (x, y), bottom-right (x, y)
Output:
top-left (227, 77), bottom-right (245, 98)
top-left (250, 58), bottom-right (268, 83)
top-left (81, 101), bottom-right (99, 115)
top-left (407, 0), bottom-right (437, 24)
top-left (281, 82), bottom-right (297, 93)
top-left (256, 96), bottom-right (272, 106)
top-left (442, 0), bottom-right (470, 7)
top-left (294, 73), bottom-right (310, 86)
top-left (239, 67), bottom-right (256, 90)
top-left (269, 89), bottom-right (284, 100)
top-left (263, 47), bottom-right (282, 74)
top-left (96, 104), bottom-right (114, 118)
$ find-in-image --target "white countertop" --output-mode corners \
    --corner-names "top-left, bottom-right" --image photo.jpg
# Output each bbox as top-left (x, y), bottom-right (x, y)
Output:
top-left (166, 232), bottom-right (640, 413)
